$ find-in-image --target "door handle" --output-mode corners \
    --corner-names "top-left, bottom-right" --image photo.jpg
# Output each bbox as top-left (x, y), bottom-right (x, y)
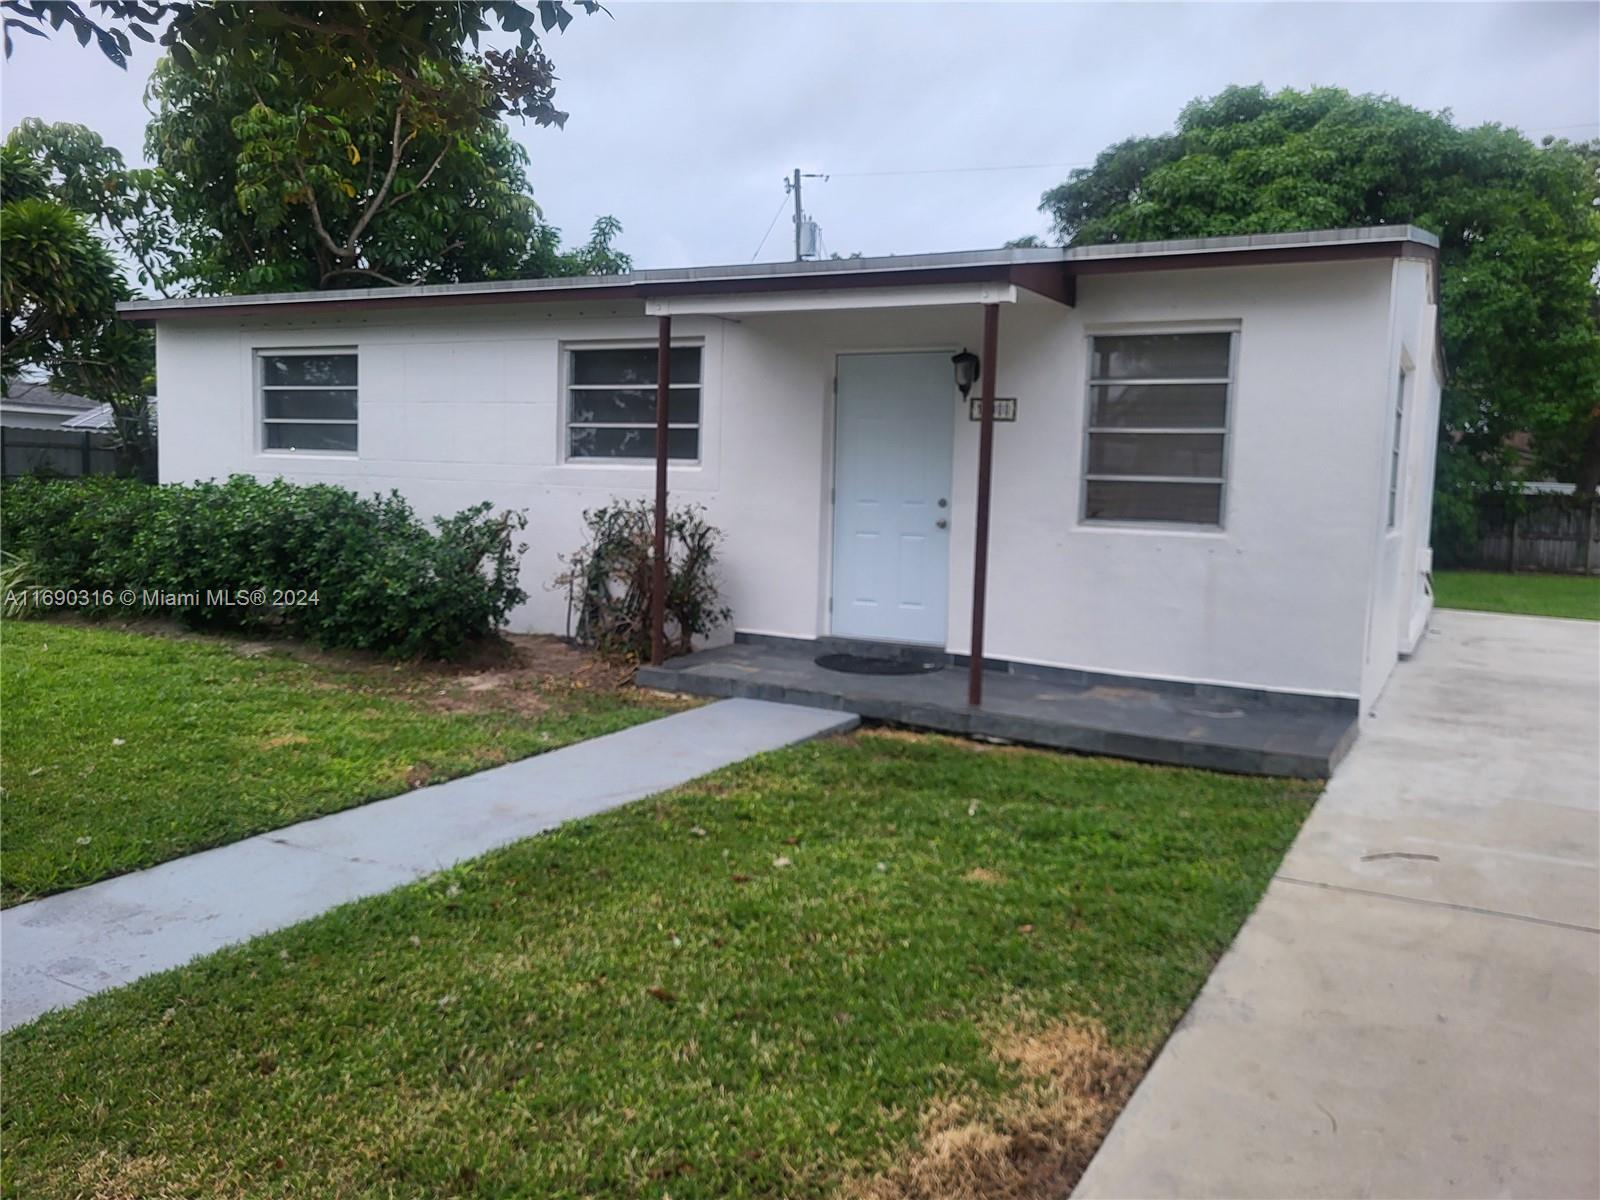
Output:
top-left (936, 518), bottom-right (948, 529)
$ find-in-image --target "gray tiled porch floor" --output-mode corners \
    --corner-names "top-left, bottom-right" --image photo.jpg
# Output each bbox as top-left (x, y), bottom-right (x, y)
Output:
top-left (637, 641), bottom-right (1358, 778)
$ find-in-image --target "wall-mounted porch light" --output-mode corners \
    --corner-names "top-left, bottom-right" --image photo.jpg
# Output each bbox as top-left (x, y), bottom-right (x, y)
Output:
top-left (951, 348), bottom-right (980, 400)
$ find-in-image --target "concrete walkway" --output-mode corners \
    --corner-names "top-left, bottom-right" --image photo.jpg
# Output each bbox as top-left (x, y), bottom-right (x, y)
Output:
top-left (2, 699), bottom-right (857, 1032)
top-left (1075, 609), bottom-right (1600, 1199)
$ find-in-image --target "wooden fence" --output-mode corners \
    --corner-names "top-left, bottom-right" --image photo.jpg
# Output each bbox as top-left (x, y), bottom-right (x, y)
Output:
top-left (1466, 495), bottom-right (1600, 575)
top-left (1, 427), bottom-right (119, 481)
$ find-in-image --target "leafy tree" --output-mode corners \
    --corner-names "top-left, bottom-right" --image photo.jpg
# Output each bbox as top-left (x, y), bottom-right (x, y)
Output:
top-left (9, 2), bottom-right (628, 292)
top-left (2, 2), bottom-right (597, 125)
top-left (2, 133), bottom-right (156, 477)
top-left (5, 116), bottom-right (176, 293)
top-left (1039, 85), bottom-right (1600, 552)
top-left (145, 50), bottom-right (616, 292)
top-left (560, 214), bottom-right (631, 277)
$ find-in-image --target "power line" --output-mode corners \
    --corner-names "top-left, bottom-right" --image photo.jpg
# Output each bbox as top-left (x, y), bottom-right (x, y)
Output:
top-left (829, 160), bottom-right (1094, 179)
top-left (826, 119), bottom-right (1600, 180)
top-left (749, 194), bottom-right (790, 261)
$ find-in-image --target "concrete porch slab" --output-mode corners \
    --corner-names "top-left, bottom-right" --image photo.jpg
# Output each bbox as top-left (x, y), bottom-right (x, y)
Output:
top-left (638, 641), bottom-right (1357, 778)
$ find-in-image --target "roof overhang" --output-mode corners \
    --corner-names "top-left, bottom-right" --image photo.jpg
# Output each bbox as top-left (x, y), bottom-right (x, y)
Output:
top-left (116, 225), bottom-right (1438, 325)
top-left (0, 402), bottom-right (92, 416)
top-left (644, 281), bottom-right (1019, 317)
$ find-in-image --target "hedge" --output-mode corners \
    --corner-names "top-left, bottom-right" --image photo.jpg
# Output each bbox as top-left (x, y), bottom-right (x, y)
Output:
top-left (1, 475), bottom-right (528, 658)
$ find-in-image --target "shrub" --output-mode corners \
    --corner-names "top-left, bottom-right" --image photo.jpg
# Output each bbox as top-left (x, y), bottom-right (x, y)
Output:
top-left (556, 499), bottom-right (731, 662)
top-left (0, 550), bottom-right (39, 616)
top-left (0, 475), bottom-right (528, 658)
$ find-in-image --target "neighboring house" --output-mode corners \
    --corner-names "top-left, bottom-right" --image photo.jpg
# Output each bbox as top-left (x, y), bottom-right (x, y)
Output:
top-left (60, 400), bottom-right (158, 434)
top-left (121, 225), bottom-right (1442, 717)
top-left (0, 382), bottom-right (100, 430)
top-left (1505, 432), bottom-right (1578, 495)
top-left (0, 383), bottom-right (127, 479)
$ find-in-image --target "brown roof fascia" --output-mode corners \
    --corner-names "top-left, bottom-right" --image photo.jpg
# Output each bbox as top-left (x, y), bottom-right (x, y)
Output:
top-left (124, 262), bottom-right (1071, 323)
top-left (1007, 262), bottom-right (1076, 306)
top-left (1067, 237), bottom-right (1437, 280)
top-left (122, 281), bottom-right (638, 323)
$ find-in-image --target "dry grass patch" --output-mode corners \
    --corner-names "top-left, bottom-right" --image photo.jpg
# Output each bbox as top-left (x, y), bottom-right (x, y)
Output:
top-left (257, 732), bottom-right (310, 750)
top-left (847, 1020), bottom-right (1143, 1200)
top-left (73, 1151), bottom-right (243, 1200)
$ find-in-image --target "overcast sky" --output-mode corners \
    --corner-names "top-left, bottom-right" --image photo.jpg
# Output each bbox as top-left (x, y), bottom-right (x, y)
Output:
top-left (3, 1), bottom-right (1596, 273)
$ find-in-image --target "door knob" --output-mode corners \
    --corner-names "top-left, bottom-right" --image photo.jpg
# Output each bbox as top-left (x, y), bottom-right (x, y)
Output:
top-left (936, 518), bottom-right (948, 529)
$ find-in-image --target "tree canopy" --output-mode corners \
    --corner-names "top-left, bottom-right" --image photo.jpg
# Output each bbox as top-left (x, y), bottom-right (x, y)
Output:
top-left (144, 49), bottom-right (626, 293)
top-left (5, 115), bottom-right (176, 292)
top-left (1040, 85), bottom-right (1600, 545)
top-left (2, 1), bottom-right (598, 125)
top-left (2, 126), bottom-right (157, 475)
top-left (4, 1), bottom-right (629, 294)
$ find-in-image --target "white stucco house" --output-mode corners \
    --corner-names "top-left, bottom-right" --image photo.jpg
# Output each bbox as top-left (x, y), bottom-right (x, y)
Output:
top-left (122, 225), bottom-right (1441, 755)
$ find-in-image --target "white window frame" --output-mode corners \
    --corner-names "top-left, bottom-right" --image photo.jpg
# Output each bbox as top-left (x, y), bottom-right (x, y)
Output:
top-left (1079, 326), bottom-right (1238, 530)
top-left (1387, 366), bottom-right (1409, 530)
top-left (256, 346), bottom-right (358, 457)
top-left (562, 340), bottom-right (704, 465)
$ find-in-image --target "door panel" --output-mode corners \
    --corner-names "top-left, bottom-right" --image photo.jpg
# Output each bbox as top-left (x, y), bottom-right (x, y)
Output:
top-left (831, 352), bottom-right (955, 644)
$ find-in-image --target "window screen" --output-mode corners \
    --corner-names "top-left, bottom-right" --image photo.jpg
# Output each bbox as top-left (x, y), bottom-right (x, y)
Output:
top-left (259, 351), bottom-right (357, 453)
top-left (1083, 332), bottom-right (1232, 526)
top-left (567, 346), bottom-right (701, 460)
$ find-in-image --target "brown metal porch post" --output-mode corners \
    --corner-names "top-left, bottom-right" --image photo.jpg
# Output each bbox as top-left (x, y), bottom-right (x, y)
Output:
top-left (650, 315), bottom-right (671, 665)
top-left (968, 303), bottom-right (999, 707)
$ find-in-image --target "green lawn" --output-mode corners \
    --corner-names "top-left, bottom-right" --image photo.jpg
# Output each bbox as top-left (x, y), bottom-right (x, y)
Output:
top-left (1, 730), bottom-right (1317, 1199)
top-left (0, 620), bottom-right (678, 906)
top-left (1433, 570), bottom-right (1600, 621)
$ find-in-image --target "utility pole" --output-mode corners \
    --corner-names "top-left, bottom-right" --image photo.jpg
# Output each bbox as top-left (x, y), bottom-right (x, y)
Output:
top-left (784, 169), bottom-right (828, 261)
top-left (790, 168), bottom-right (803, 261)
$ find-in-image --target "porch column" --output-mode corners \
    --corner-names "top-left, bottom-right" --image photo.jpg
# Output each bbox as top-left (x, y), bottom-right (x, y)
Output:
top-left (650, 315), bottom-right (671, 666)
top-left (968, 303), bottom-right (1000, 707)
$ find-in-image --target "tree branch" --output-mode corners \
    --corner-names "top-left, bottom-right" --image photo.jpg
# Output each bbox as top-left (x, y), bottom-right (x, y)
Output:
top-left (383, 137), bottom-right (449, 212)
top-left (344, 101), bottom-right (415, 249)
top-left (409, 240), bottom-right (466, 284)
top-left (292, 154), bottom-right (354, 262)
top-left (320, 265), bottom-right (406, 287)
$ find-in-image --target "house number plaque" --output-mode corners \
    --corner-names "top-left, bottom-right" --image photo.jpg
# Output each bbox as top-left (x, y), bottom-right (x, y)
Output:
top-left (968, 397), bottom-right (1017, 422)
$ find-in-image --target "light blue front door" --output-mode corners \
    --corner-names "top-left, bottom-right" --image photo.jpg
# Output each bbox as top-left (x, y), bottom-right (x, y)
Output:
top-left (831, 352), bottom-right (955, 645)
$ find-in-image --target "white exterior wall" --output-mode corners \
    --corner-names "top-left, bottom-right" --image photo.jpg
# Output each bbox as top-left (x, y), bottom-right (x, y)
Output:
top-left (156, 256), bottom-right (1425, 701)
top-left (1360, 257), bottom-right (1442, 713)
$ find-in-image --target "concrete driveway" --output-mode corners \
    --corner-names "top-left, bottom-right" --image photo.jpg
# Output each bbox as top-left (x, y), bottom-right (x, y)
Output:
top-left (1075, 609), bottom-right (1600, 1199)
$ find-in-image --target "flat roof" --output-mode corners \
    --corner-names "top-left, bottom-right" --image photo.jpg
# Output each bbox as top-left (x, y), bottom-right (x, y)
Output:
top-left (118, 224), bottom-right (1438, 322)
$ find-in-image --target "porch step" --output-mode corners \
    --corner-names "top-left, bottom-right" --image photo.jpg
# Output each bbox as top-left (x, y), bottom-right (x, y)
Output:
top-left (638, 642), bottom-right (1357, 779)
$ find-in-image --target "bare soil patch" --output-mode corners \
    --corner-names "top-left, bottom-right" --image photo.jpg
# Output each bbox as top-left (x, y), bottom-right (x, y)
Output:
top-left (34, 614), bottom-right (646, 719)
top-left (846, 1019), bottom-right (1144, 1200)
